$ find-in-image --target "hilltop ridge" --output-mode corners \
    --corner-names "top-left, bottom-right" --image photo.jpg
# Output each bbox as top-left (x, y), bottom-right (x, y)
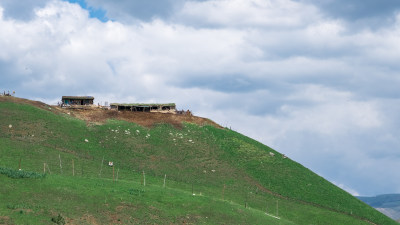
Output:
top-left (1, 96), bottom-right (220, 128)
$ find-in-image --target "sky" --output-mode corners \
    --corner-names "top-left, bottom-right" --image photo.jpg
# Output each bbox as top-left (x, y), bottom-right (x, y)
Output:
top-left (1, 0), bottom-right (400, 196)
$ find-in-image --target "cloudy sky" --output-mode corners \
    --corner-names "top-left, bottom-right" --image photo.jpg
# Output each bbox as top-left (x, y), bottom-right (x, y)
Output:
top-left (1, 0), bottom-right (400, 196)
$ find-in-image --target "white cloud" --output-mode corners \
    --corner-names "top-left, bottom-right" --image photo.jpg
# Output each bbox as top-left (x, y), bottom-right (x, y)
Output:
top-left (1, 0), bottom-right (400, 196)
top-left (333, 182), bottom-right (360, 196)
top-left (281, 85), bottom-right (382, 133)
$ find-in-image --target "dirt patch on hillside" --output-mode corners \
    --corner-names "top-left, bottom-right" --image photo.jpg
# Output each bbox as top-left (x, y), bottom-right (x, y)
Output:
top-left (68, 108), bottom-right (221, 128)
top-left (0, 216), bottom-right (10, 224)
top-left (66, 214), bottom-right (99, 225)
top-left (0, 96), bottom-right (221, 128)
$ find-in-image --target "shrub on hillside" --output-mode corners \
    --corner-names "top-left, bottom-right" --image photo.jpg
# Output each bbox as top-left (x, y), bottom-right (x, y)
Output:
top-left (51, 214), bottom-right (65, 225)
top-left (0, 167), bottom-right (46, 179)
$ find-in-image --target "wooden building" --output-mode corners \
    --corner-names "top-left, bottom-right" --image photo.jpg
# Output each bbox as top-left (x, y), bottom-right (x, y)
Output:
top-left (62, 96), bottom-right (94, 106)
top-left (110, 103), bottom-right (176, 113)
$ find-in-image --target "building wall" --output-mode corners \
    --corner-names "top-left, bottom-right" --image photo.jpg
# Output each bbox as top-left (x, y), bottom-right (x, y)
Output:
top-left (62, 99), bottom-right (93, 105)
top-left (111, 105), bottom-right (176, 113)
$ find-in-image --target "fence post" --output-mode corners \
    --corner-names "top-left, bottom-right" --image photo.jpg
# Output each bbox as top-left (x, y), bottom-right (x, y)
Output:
top-left (141, 171), bottom-right (146, 186)
top-left (46, 163), bottom-right (51, 174)
top-left (276, 200), bottom-right (279, 217)
top-left (222, 184), bottom-right (226, 200)
top-left (59, 154), bottom-right (62, 174)
top-left (143, 171), bottom-right (146, 186)
top-left (163, 174), bottom-right (166, 188)
top-left (99, 156), bottom-right (104, 177)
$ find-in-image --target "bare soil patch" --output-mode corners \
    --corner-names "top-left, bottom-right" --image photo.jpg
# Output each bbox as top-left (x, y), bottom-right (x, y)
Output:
top-left (0, 216), bottom-right (10, 224)
top-left (63, 107), bottom-right (221, 129)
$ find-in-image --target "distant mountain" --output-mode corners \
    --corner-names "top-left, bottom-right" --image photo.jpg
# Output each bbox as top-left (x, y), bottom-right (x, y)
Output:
top-left (358, 194), bottom-right (400, 221)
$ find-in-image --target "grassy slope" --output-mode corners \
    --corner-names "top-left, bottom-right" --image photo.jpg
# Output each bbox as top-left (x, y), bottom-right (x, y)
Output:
top-left (0, 97), bottom-right (396, 225)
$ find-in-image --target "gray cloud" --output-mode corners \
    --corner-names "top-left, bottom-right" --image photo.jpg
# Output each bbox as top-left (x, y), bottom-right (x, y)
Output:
top-left (57, 0), bottom-right (400, 28)
top-left (281, 131), bottom-right (400, 196)
top-left (301, 0), bottom-right (400, 28)
top-left (0, 60), bottom-right (21, 89)
top-left (303, 0), bottom-right (400, 19)
top-left (0, 0), bottom-right (49, 20)
top-left (173, 74), bottom-right (267, 93)
top-left (84, 0), bottom-right (191, 22)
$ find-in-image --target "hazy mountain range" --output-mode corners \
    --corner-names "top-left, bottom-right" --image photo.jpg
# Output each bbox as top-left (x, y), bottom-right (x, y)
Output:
top-left (358, 194), bottom-right (400, 221)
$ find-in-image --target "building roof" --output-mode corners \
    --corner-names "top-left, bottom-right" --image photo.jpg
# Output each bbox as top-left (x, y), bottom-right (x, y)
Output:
top-left (110, 103), bottom-right (176, 107)
top-left (62, 96), bottom-right (94, 100)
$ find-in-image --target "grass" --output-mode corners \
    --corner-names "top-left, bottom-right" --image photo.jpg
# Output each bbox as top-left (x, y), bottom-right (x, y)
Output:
top-left (0, 97), bottom-right (397, 224)
top-left (0, 174), bottom-right (294, 224)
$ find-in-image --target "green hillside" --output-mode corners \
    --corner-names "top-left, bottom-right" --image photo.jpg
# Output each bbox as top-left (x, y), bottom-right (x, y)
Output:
top-left (0, 96), bottom-right (396, 224)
